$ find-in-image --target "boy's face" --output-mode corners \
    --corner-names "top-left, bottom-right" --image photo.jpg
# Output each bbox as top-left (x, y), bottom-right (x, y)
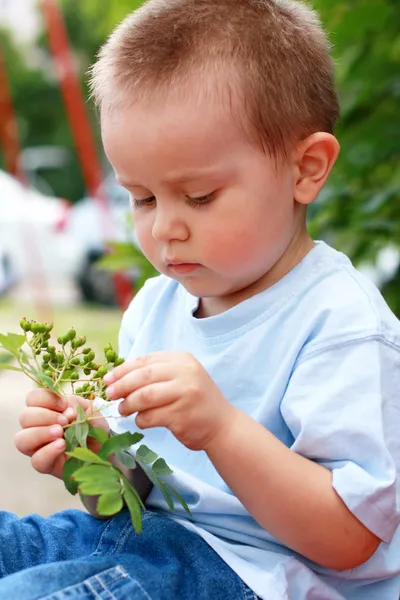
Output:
top-left (102, 90), bottom-right (307, 312)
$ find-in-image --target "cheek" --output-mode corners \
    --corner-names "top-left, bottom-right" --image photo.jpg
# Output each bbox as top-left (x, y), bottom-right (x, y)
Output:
top-left (133, 214), bottom-right (156, 257)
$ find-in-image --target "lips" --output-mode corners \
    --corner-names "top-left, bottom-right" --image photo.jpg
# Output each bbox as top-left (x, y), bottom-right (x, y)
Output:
top-left (167, 262), bottom-right (200, 275)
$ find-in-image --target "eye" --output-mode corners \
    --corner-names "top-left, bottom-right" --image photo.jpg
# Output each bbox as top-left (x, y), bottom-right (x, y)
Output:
top-left (131, 196), bottom-right (156, 209)
top-left (186, 193), bottom-right (214, 208)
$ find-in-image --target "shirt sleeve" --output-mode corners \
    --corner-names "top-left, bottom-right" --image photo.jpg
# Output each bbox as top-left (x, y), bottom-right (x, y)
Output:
top-left (280, 336), bottom-right (400, 544)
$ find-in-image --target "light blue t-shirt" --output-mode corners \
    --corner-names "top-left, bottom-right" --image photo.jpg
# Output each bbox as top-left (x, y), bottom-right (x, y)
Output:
top-left (103, 242), bottom-right (400, 600)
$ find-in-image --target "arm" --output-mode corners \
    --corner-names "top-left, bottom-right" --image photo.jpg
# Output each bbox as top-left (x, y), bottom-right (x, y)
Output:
top-left (81, 455), bottom-right (153, 519)
top-left (205, 409), bottom-right (380, 571)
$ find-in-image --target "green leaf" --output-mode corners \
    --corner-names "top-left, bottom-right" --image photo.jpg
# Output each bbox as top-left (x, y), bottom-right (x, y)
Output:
top-left (72, 464), bottom-right (118, 483)
top-left (97, 492), bottom-right (124, 516)
top-left (0, 363), bottom-right (23, 372)
top-left (66, 448), bottom-right (110, 465)
top-left (158, 481), bottom-right (175, 511)
top-left (163, 483), bottom-right (192, 518)
top-left (136, 444), bottom-right (158, 465)
top-left (64, 423), bottom-right (79, 452)
top-left (88, 426), bottom-right (109, 445)
top-left (79, 480), bottom-right (122, 496)
top-left (35, 370), bottom-right (58, 392)
top-left (123, 486), bottom-right (143, 533)
top-left (115, 450), bottom-right (137, 470)
top-left (0, 333), bottom-right (26, 356)
top-left (62, 457), bottom-right (83, 495)
top-left (152, 458), bottom-right (173, 476)
top-left (75, 405), bottom-right (89, 448)
top-left (98, 431), bottom-right (144, 460)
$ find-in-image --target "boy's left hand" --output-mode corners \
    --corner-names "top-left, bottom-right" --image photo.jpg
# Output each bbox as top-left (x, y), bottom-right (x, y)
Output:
top-left (104, 352), bottom-right (236, 451)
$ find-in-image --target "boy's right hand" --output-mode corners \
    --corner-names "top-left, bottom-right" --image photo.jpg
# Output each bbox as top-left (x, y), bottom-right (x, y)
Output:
top-left (14, 389), bottom-right (109, 481)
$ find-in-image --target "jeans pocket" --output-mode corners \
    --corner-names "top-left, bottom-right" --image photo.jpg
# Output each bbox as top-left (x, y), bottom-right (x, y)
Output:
top-left (242, 580), bottom-right (261, 600)
top-left (41, 565), bottom-right (152, 600)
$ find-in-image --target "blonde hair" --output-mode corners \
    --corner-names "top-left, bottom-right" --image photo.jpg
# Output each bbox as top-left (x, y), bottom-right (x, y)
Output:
top-left (90, 0), bottom-right (340, 157)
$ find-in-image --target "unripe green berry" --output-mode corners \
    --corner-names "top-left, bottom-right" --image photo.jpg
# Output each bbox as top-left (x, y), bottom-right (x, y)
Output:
top-left (84, 368), bottom-right (91, 376)
top-left (56, 352), bottom-right (64, 365)
top-left (82, 347), bottom-right (91, 355)
top-left (70, 357), bottom-right (80, 366)
top-left (41, 361), bottom-right (49, 370)
top-left (94, 366), bottom-right (108, 379)
top-left (30, 322), bottom-right (41, 334)
top-left (41, 341), bottom-right (49, 349)
top-left (83, 351), bottom-right (95, 364)
top-left (20, 318), bottom-right (31, 332)
top-left (70, 371), bottom-right (79, 381)
top-left (44, 323), bottom-right (53, 333)
top-left (45, 370), bottom-right (53, 378)
top-left (43, 353), bottom-right (51, 362)
top-left (57, 336), bottom-right (63, 345)
top-left (114, 357), bottom-right (125, 367)
top-left (67, 328), bottom-right (76, 341)
top-left (105, 350), bottom-right (117, 363)
top-left (48, 346), bottom-right (56, 354)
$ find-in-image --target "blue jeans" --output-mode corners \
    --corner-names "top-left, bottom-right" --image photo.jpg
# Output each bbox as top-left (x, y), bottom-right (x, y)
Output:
top-left (0, 508), bottom-right (259, 599)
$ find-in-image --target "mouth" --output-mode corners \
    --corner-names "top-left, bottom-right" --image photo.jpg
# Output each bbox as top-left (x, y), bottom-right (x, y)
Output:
top-left (167, 262), bottom-right (201, 275)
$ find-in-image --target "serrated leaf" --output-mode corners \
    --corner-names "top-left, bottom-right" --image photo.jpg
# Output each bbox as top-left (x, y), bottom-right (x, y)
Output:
top-left (98, 432), bottom-right (144, 460)
top-left (152, 458), bottom-right (173, 476)
top-left (88, 426), bottom-right (109, 445)
top-left (72, 464), bottom-right (118, 483)
top-left (78, 480), bottom-right (121, 495)
top-left (123, 486), bottom-right (143, 533)
top-left (66, 448), bottom-right (110, 465)
top-left (63, 457), bottom-right (83, 495)
top-left (75, 406), bottom-right (89, 448)
top-left (115, 450), bottom-right (137, 470)
top-left (136, 444), bottom-right (158, 465)
top-left (163, 483), bottom-right (192, 517)
top-left (0, 333), bottom-right (26, 356)
top-left (97, 492), bottom-right (124, 516)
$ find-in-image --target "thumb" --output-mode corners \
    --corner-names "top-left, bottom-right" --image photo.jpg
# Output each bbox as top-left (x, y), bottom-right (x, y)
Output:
top-left (63, 394), bottom-right (93, 422)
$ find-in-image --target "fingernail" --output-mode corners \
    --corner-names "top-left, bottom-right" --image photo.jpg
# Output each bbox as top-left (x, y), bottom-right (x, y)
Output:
top-left (103, 372), bottom-right (114, 385)
top-left (63, 407), bottom-right (75, 420)
top-left (54, 438), bottom-right (65, 449)
top-left (106, 385), bottom-right (115, 399)
top-left (57, 415), bottom-right (68, 426)
top-left (50, 425), bottom-right (63, 437)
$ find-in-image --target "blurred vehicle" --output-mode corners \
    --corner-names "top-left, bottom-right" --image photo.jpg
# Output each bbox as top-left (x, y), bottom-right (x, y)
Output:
top-left (0, 241), bottom-right (14, 297)
top-left (0, 170), bottom-right (81, 289)
top-left (66, 173), bottom-right (138, 305)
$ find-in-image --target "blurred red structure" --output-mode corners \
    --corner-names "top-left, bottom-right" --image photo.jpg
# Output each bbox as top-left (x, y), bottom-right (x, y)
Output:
top-left (39, 0), bottom-right (133, 310)
top-left (0, 43), bottom-right (53, 320)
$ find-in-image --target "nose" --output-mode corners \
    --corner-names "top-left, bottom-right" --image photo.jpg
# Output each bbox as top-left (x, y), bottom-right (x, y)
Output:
top-left (152, 205), bottom-right (189, 242)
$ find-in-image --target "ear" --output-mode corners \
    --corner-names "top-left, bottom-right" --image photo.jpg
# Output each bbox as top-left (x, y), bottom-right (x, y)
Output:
top-left (293, 133), bottom-right (340, 206)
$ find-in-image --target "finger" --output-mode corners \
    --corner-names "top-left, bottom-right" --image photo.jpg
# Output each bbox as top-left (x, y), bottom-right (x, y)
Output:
top-left (26, 389), bottom-right (67, 412)
top-left (135, 404), bottom-right (174, 431)
top-left (106, 363), bottom-right (174, 401)
top-left (118, 381), bottom-right (177, 417)
top-left (14, 424), bottom-right (65, 457)
top-left (104, 351), bottom-right (182, 386)
top-left (61, 394), bottom-right (93, 422)
top-left (19, 407), bottom-right (69, 429)
top-left (31, 439), bottom-right (66, 475)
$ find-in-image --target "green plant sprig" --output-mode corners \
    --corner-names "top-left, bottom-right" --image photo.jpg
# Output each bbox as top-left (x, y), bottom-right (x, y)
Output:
top-left (0, 319), bottom-right (191, 532)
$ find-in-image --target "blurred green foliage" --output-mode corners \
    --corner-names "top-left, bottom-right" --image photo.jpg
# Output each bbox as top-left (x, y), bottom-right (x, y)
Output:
top-left (0, 0), bottom-right (399, 312)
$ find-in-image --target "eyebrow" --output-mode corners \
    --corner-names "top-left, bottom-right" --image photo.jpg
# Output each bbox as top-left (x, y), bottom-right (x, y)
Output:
top-left (117, 168), bottom-right (226, 189)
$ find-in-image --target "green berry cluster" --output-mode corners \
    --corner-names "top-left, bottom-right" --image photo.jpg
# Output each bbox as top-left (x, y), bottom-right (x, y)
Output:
top-left (19, 318), bottom-right (124, 401)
